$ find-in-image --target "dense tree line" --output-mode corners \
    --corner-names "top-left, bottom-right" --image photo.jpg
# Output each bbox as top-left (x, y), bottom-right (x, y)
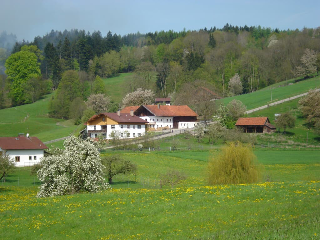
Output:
top-left (0, 25), bottom-right (319, 120)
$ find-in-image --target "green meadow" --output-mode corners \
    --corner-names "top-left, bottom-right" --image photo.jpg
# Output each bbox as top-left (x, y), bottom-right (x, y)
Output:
top-left (221, 76), bottom-right (320, 110)
top-left (103, 73), bottom-right (133, 103)
top-left (1, 150), bottom-right (320, 239)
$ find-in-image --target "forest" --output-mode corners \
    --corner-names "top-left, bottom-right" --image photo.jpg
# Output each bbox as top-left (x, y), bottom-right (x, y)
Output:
top-left (0, 24), bottom-right (319, 121)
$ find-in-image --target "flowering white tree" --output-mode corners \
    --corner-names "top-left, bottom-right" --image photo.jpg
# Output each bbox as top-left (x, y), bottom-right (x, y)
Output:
top-left (37, 136), bottom-right (110, 198)
top-left (122, 88), bottom-right (155, 107)
top-left (295, 48), bottom-right (317, 78)
top-left (228, 73), bottom-right (243, 96)
top-left (86, 94), bottom-right (110, 114)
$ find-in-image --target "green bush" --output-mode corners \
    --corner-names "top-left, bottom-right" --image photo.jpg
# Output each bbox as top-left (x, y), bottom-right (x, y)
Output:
top-left (208, 142), bottom-right (261, 185)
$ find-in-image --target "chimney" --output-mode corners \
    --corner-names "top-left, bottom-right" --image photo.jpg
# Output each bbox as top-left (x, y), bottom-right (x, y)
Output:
top-left (117, 110), bottom-right (120, 116)
top-left (130, 110), bottom-right (134, 117)
top-left (158, 104), bottom-right (160, 109)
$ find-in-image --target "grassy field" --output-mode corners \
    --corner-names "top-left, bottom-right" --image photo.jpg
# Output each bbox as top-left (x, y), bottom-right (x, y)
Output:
top-left (0, 94), bottom-right (83, 142)
top-left (221, 75), bottom-right (320, 110)
top-left (1, 150), bottom-right (320, 239)
top-left (103, 73), bottom-right (133, 103)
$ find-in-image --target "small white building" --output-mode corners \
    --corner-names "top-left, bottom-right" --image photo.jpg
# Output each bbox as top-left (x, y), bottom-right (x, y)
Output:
top-left (0, 135), bottom-right (47, 167)
top-left (86, 111), bottom-right (148, 139)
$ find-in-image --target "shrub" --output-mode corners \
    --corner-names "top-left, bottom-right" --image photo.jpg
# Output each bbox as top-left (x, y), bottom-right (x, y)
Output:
top-left (208, 142), bottom-right (261, 185)
top-left (159, 170), bottom-right (187, 188)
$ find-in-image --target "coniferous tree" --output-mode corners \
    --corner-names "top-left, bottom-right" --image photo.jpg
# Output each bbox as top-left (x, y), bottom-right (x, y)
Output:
top-left (61, 37), bottom-right (72, 70)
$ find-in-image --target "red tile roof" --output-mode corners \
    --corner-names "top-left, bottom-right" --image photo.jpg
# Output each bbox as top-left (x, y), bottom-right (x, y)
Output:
top-left (105, 113), bottom-right (148, 123)
top-left (87, 112), bottom-right (148, 124)
top-left (236, 117), bottom-right (269, 126)
top-left (0, 136), bottom-right (47, 150)
top-left (140, 105), bottom-right (198, 117)
top-left (120, 106), bottom-right (140, 114)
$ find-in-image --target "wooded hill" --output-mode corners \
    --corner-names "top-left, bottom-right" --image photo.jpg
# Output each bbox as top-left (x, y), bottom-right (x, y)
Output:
top-left (0, 24), bottom-right (319, 113)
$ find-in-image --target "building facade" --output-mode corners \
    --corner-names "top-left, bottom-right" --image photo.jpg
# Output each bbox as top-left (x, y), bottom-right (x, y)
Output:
top-left (86, 112), bottom-right (148, 139)
top-left (0, 135), bottom-right (47, 167)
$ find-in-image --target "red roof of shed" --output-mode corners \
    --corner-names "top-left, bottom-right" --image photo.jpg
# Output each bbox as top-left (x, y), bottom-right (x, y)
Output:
top-left (0, 136), bottom-right (47, 150)
top-left (236, 117), bottom-right (269, 126)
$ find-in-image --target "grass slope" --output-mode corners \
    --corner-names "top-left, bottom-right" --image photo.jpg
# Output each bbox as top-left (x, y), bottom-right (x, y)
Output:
top-left (0, 94), bottom-right (80, 142)
top-left (1, 150), bottom-right (320, 239)
top-left (221, 75), bottom-right (320, 110)
top-left (103, 73), bottom-right (133, 103)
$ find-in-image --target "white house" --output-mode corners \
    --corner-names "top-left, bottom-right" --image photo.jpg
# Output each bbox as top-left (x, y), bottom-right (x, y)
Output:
top-left (86, 111), bottom-right (148, 139)
top-left (121, 105), bottom-right (198, 130)
top-left (0, 135), bottom-right (47, 167)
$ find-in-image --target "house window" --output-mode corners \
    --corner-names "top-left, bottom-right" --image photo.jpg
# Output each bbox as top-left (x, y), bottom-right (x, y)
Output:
top-left (121, 133), bottom-right (123, 137)
top-left (34, 156), bottom-right (37, 160)
top-left (127, 125), bottom-right (130, 129)
top-left (161, 119), bottom-right (162, 121)
top-left (121, 125), bottom-right (123, 129)
top-left (138, 125), bottom-right (141, 129)
top-left (167, 119), bottom-right (168, 122)
top-left (127, 133), bottom-right (130, 137)
top-left (29, 156), bottom-right (32, 160)
top-left (133, 125), bottom-right (135, 129)
top-left (138, 133), bottom-right (141, 137)
top-left (94, 125), bottom-right (96, 130)
top-left (111, 125), bottom-right (115, 129)
top-left (133, 133), bottom-right (135, 137)
top-left (15, 156), bottom-right (20, 162)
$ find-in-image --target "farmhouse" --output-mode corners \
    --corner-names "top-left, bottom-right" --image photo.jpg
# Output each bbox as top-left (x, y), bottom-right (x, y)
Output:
top-left (0, 135), bottom-right (47, 167)
top-left (236, 117), bottom-right (276, 133)
top-left (131, 105), bottom-right (198, 129)
top-left (86, 111), bottom-right (148, 139)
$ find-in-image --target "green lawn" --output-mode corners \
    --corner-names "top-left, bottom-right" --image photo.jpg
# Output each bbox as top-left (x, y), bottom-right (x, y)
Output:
top-left (103, 73), bottom-right (133, 103)
top-left (1, 149), bottom-right (320, 239)
top-left (221, 75), bottom-right (320, 110)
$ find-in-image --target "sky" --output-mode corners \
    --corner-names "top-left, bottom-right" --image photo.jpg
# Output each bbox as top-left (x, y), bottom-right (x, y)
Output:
top-left (1, 0), bottom-right (319, 41)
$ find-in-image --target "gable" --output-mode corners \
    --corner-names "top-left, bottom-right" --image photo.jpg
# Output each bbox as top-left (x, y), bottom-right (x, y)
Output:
top-left (88, 115), bottom-right (118, 125)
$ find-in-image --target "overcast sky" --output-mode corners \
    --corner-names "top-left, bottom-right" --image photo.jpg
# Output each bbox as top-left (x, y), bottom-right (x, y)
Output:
top-left (1, 0), bottom-right (319, 41)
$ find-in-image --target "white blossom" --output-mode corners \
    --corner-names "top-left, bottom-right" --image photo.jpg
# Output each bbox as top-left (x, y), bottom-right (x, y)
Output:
top-left (37, 136), bottom-right (110, 198)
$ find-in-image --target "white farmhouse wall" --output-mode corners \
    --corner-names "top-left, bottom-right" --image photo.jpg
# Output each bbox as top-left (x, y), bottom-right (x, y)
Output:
top-left (5, 149), bottom-right (44, 167)
top-left (88, 124), bottom-right (146, 139)
top-left (178, 122), bottom-right (198, 129)
top-left (140, 116), bottom-right (173, 129)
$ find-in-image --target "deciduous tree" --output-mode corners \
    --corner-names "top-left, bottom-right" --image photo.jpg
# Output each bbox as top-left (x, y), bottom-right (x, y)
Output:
top-left (274, 111), bottom-right (296, 133)
top-left (122, 88), bottom-right (155, 107)
top-left (0, 154), bottom-right (15, 182)
top-left (228, 73), bottom-right (243, 96)
top-left (86, 94), bottom-right (110, 114)
top-left (5, 50), bottom-right (41, 105)
top-left (101, 155), bottom-right (137, 184)
top-left (37, 136), bottom-right (110, 197)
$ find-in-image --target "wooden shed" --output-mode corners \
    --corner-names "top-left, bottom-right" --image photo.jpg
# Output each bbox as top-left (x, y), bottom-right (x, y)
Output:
top-left (235, 117), bottom-right (276, 133)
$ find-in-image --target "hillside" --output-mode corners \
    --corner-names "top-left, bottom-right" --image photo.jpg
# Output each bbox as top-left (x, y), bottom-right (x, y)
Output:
top-left (220, 76), bottom-right (320, 110)
top-left (0, 93), bottom-right (80, 142)
top-left (103, 73), bottom-right (133, 103)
